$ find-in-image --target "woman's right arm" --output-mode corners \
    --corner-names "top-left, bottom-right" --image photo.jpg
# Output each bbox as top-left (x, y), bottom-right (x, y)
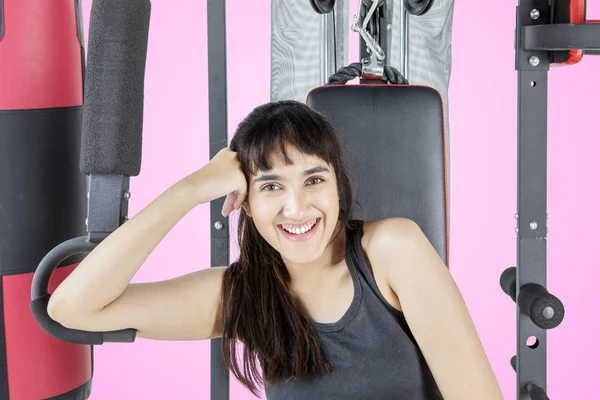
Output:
top-left (47, 148), bottom-right (247, 341)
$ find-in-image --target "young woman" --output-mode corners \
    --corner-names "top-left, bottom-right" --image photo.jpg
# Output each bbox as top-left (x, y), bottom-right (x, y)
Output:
top-left (48, 101), bottom-right (503, 399)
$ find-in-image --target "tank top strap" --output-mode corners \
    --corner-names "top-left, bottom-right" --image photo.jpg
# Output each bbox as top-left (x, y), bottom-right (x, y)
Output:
top-left (346, 219), bottom-right (378, 286)
top-left (346, 219), bottom-right (407, 321)
top-left (346, 219), bottom-right (371, 279)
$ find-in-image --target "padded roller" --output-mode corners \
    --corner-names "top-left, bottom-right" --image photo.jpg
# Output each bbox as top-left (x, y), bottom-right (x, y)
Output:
top-left (80, 0), bottom-right (151, 176)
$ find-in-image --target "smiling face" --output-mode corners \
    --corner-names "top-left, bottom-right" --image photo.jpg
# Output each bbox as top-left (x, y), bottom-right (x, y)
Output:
top-left (244, 145), bottom-right (341, 267)
top-left (230, 100), bottom-right (355, 272)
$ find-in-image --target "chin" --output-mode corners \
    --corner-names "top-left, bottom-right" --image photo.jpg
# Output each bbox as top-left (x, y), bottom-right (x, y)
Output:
top-left (280, 250), bottom-right (323, 265)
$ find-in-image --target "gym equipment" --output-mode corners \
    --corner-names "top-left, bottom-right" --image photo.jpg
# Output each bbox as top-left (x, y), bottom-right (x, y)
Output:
top-left (0, 1), bottom-right (93, 399)
top-left (548, 0), bottom-right (600, 65)
top-left (31, 0), bottom-right (151, 346)
top-left (498, 0), bottom-right (600, 399)
top-left (271, 0), bottom-right (350, 102)
top-left (0, 0), bottom-right (151, 399)
top-left (270, 0), bottom-right (453, 186)
top-left (30, 0), bottom-right (151, 344)
top-left (270, 0), bottom-right (453, 139)
top-left (388, 0), bottom-right (454, 166)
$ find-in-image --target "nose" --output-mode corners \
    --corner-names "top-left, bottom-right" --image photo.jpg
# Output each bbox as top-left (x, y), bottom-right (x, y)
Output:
top-left (282, 188), bottom-right (311, 220)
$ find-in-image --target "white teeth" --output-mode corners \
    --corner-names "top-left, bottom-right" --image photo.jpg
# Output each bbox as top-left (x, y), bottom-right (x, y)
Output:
top-left (281, 219), bottom-right (317, 235)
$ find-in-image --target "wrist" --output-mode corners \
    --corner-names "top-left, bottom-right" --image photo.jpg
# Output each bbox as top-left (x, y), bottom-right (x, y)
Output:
top-left (178, 169), bottom-right (216, 206)
top-left (171, 175), bottom-right (205, 209)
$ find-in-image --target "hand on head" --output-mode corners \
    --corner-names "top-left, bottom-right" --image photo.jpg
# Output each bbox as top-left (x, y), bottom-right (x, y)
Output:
top-left (187, 147), bottom-right (248, 213)
top-left (222, 189), bottom-right (246, 217)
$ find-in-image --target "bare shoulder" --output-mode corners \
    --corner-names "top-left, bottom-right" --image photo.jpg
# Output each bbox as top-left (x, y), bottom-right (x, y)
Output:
top-left (362, 217), bottom-right (422, 251)
top-left (359, 217), bottom-right (423, 312)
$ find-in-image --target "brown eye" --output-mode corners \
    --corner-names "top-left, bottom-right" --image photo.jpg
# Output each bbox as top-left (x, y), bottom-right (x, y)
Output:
top-left (261, 184), bottom-right (279, 192)
top-left (308, 177), bottom-right (324, 185)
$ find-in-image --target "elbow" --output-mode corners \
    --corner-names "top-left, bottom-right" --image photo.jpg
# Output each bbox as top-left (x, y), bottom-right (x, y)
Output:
top-left (47, 294), bottom-right (62, 320)
top-left (47, 295), bottom-right (85, 330)
top-left (47, 294), bottom-right (70, 326)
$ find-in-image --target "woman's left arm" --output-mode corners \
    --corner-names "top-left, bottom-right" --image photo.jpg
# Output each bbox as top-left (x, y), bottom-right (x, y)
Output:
top-left (370, 218), bottom-right (504, 400)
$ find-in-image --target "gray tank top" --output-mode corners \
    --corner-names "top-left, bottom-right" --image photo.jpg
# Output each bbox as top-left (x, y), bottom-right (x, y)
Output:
top-left (264, 220), bottom-right (444, 399)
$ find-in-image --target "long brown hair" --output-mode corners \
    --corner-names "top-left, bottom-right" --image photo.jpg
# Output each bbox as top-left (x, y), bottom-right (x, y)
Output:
top-left (220, 100), bottom-right (355, 396)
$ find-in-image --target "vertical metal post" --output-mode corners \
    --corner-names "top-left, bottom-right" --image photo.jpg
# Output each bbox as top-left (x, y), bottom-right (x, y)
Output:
top-left (515, 1), bottom-right (549, 398)
top-left (334, 0), bottom-right (350, 74)
top-left (321, 10), bottom-right (337, 84)
top-left (394, 0), bottom-right (409, 80)
top-left (207, 1), bottom-right (230, 399)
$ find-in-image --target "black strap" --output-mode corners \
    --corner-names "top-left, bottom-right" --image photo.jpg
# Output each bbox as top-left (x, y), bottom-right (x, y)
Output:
top-left (327, 62), bottom-right (408, 85)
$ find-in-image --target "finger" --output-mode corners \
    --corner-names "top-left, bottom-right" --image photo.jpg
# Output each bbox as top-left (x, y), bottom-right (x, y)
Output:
top-left (221, 205), bottom-right (230, 217)
top-left (234, 190), bottom-right (247, 210)
top-left (221, 192), bottom-right (236, 217)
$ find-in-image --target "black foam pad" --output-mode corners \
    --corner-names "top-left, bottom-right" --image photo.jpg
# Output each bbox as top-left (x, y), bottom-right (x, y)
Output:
top-left (80, 0), bottom-right (151, 176)
top-left (307, 85), bottom-right (448, 264)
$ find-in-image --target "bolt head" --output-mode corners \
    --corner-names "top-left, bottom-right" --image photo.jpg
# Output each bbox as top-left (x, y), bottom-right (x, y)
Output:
top-left (529, 56), bottom-right (540, 66)
top-left (543, 307), bottom-right (554, 319)
top-left (530, 9), bottom-right (540, 19)
top-left (530, 221), bottom-right (538, 230)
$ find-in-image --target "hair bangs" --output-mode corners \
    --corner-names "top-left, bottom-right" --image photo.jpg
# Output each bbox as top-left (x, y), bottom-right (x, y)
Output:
top-left (239, 106), bottom-right (339, 178)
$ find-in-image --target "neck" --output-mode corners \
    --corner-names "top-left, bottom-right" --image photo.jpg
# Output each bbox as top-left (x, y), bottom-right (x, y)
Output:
top-left (283, 227), bottom-right (347, 291)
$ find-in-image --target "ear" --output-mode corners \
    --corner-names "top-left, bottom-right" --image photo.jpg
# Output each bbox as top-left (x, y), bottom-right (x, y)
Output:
top-left (242, 202), bottom-right (252, 217)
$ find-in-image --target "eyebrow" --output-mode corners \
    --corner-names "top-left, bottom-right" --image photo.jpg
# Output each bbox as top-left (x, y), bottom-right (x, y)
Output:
top-left (254, 166), bottom-right (330, 183)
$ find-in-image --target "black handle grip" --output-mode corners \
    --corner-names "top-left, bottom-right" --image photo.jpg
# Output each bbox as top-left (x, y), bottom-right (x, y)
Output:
top-left (528, 382), bottom-right (550, 400)
top-left (30, 236), bottom-right (137, 345)
top-left (510, 358), bottom-right (551, 399)
top-left (500, 266), bottom-right (517, 302)
top-left (499, 267), bottom-right (564, 329)
top-left (519, 284), bottom-right (564, 330)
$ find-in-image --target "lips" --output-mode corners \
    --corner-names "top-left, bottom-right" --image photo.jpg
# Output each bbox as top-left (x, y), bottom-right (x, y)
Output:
top-left (279, 218), bottom-right (319, 234)
top-left (277, 218), bottom-right (321, 242)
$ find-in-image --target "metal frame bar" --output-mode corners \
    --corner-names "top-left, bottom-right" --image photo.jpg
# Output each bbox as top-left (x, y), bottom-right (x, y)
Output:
top-left (321, 9), bottom-right (337, 84)
top-left (522, 23), bottom-right (600, 51)
top-left (207, 1), bottom-right (230, 399)
top-left (515, 4), bottom-right (550, 399)
top-left (512, 1), bottom-right (600, 399)
top-left (398, 0), bottom-right (409, 80)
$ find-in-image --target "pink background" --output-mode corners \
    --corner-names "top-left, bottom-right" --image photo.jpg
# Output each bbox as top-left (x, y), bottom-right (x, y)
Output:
top-left (75, 0), bottom-right (600, 399)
